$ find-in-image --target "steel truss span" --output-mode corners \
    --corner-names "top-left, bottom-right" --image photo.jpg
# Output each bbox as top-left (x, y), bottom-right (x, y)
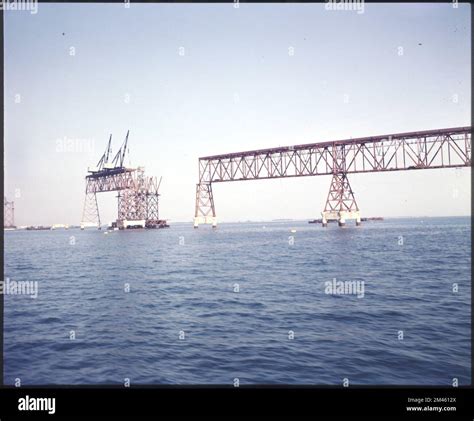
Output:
top-left (194, 127), bottom-right (471, 228)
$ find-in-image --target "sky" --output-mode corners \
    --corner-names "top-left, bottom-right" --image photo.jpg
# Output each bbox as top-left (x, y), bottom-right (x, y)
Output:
top-left (4, 3), bottom-right (471, 225)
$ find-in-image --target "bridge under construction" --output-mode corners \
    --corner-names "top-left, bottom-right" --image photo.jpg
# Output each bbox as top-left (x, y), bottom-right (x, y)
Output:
top-left (194, 126), bottom-right (471, 228)
top-left (81, 131), bottom-right (167, 230)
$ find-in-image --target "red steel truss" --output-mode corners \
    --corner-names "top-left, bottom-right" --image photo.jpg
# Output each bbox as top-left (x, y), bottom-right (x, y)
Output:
top-left (85, 169), bottom-right (136, 193)
top-left (194, 126), bottom-right (471, 227)
top-left (81, 168), bottom-right (139, 229)
top-left (322, 173), bottom-right (360, 227)
top-left (194, 183), bottom-right (216, 227)
top-left (198, 127), bottom-right (471, 182)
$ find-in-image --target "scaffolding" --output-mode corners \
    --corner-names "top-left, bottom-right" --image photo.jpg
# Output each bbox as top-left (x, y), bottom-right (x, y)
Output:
top-left (81, 131), bottom-right (168, 229)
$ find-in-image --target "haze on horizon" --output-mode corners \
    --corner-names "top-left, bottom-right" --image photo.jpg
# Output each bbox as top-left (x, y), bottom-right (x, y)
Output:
top-left (4, 3), bottom-right (471, 226)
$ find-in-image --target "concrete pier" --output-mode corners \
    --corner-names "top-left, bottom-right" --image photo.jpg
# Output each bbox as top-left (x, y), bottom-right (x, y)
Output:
top-left (193, 216), bottom-right (217, 228)
top-left (321, 210), bottom-right (361, 227)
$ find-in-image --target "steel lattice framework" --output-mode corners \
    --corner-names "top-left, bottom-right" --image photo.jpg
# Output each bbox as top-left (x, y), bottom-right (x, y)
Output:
top-left (4, 197), bottom-right (15, 228)
top-left (194, 183), bottom-right (216, 226)
top-left (86, 169), bottom-right (136, 193)
top-left (145, 176), bottom-right (161, 227)
top-left (81, 132), bottom-right (165, 229)
top-left (194, 126), bottom-right (471, 227)
top-left (116, 169), bottom-right (162, 228)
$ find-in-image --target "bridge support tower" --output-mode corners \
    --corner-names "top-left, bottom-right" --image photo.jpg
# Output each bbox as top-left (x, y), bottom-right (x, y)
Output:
top-left (81, 189), bottom-right (101, 229)
top-left (321, 173), bottom-right (361, 227)
top-left (4, 197), bottom-right (15, 229)
top-left (194, 183), bottom-right (216, 228)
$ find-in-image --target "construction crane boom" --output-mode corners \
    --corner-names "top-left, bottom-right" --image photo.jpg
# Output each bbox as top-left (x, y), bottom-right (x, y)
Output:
top-left (112, 130), bottom-right (130, 168)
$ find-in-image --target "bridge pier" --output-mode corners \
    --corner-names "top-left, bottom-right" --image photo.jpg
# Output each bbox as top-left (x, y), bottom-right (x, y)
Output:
top-left (193, 215), bottom-right (217, 228)
top-left (338, 213), bottom-right (345, 227)
top-left (194, 183), bottom-right (217, 228)
top-left (321, 173), bottom-right (361, 227)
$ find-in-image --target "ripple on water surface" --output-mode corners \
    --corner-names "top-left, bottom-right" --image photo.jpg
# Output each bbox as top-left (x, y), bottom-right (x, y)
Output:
top-left (3, 218), bottom-right (471, 385)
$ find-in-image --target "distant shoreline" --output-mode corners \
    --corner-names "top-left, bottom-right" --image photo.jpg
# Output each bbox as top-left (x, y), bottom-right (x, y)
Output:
top-left (7, 215), bottom-right (471, 230)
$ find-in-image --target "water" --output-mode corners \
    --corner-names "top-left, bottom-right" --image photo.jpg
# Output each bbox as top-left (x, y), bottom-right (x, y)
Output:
top-left (3, 217), bottom-right (471, 385)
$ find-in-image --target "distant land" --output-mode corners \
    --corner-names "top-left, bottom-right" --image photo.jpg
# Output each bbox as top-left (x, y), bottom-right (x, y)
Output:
top-left (5, 215), bottom-right (471, 229)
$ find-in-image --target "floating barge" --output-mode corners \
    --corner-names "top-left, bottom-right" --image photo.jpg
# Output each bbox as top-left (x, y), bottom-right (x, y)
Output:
top-left (309, 217), bottom-right (384, 224)
top-left (107, 220), bottom-right (170, 230)
top-left (25, 225), bottom-right (51, 231)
